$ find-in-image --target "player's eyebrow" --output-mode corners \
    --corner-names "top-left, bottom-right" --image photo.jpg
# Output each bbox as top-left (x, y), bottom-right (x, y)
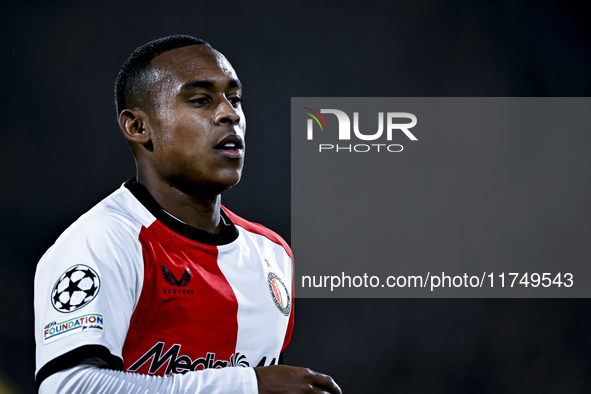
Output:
top-left (228, 79), bottom-right (243, 90)
top-left (180, 78), bottom-right (243, 92)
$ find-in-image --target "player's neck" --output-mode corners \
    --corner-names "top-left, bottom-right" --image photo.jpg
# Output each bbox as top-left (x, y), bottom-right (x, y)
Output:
top-left (137, 174), bottom-right (222, 234)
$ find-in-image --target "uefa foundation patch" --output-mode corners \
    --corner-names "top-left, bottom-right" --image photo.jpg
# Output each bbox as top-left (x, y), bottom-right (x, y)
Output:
top-left (43, 313), bottom-right (104, 343)
top-left (267, 272), bottom-right (291, 316)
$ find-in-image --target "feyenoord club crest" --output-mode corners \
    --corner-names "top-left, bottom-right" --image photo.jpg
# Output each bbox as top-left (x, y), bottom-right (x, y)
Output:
top-left (51, 264), bottom-right (100, 313)
top-left (267, 272), bottom-right (290, 316)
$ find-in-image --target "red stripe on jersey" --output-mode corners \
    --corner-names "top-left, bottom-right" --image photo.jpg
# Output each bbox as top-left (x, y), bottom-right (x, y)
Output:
top-left (122, 220), bottom-right (239, 375)
top-left (222, 206), bottom-right (295, 353)
top-left (222, 206), bottom-right (293, 259)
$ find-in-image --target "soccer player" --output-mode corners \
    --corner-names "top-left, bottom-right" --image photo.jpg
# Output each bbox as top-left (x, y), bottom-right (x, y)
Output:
top-left (34, 35), bottom-right (341, 394)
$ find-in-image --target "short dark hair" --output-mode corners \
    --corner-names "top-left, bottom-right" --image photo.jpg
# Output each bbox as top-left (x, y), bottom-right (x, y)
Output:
top-left (114, 35), bottom-right (210, 117)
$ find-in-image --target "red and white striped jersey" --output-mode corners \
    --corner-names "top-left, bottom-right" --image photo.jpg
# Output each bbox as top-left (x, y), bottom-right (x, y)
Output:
top-left (34, 180), bottom-right (294, 390)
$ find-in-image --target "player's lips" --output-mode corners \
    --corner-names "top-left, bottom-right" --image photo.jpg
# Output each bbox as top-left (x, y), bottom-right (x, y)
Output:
top-left (214, 134), bottom-right (244, 159)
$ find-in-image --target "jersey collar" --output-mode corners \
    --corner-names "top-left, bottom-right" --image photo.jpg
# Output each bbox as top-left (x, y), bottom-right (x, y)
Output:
top-left (124, 178), bottom-right (239, 245)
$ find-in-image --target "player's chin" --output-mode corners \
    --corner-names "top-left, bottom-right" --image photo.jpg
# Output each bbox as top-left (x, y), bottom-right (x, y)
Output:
top-left (216, 169), bottom-right (243, 190)
top-left (197, 169), bottom-right (243, 197)
top-left (213, 159), bottom-right (244, 184)
top-left (170, 167), bottom-right (241, 197)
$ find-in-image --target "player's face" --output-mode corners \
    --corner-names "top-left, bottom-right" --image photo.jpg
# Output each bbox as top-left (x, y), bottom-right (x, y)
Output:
top-left (146, 45), bottom-right (245, 196)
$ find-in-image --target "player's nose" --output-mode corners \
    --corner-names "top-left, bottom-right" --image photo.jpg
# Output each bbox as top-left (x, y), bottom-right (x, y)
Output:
top-left (214, 99), bottom-right (241, 126)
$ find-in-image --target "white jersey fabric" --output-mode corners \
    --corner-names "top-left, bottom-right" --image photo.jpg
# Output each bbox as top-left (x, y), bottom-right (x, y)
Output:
top-left (34, 180), bottom-right (294, 393)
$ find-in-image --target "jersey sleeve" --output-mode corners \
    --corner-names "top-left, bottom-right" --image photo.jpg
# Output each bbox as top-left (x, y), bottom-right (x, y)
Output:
top-left (282, 254), bottom-right (294, 354)
top-left (39, 364), bottom-right (258, 394)
top-left (34, 204), bottom-right (146, 385)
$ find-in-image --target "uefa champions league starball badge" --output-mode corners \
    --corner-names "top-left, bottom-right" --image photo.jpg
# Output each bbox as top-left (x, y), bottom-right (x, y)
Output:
top-left (51, 264), bottom-right (101, 313)
top-left (267, 272), bottom-right (290, 316)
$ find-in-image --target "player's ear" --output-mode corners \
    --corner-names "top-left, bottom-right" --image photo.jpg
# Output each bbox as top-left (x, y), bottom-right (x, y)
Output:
top-left (119, 109), bottom-right (151, 145)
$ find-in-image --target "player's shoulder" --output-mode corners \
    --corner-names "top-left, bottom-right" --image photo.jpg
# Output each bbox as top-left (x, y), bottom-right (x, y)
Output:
top-left (37, 185), bottom-right (154, 272)
top-left (57, 185), bottom-right (153, 244)
top-left (222, 206), bottom-right (292, 259)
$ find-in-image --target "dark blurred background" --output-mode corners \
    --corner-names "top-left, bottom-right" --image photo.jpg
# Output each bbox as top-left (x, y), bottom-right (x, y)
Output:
top-left (1, 1), bottom-right (590, 393)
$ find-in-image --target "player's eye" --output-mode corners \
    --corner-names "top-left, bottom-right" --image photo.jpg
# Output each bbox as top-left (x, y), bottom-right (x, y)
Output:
top-left (227, 96), bottom-right (242, 107)
top-left (189, 96), bottom-right (211, 106)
